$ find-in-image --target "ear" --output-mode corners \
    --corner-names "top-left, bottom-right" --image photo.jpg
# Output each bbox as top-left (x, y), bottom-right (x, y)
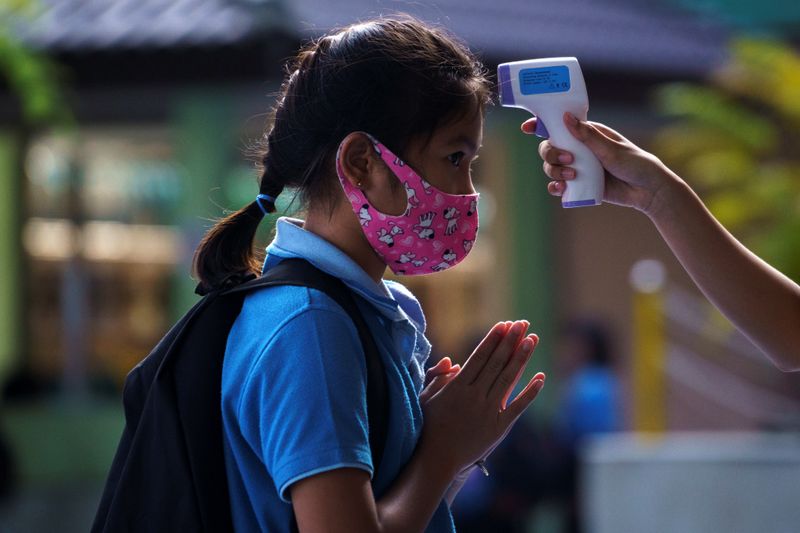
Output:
top-left (338, 132), bottom-right (381, 189)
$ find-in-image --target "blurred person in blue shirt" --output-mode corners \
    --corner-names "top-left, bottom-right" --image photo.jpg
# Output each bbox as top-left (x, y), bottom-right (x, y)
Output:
top-left (551, 319), bottom-right (621, 533)
top-left (555, 319), bottom-right (621, 448)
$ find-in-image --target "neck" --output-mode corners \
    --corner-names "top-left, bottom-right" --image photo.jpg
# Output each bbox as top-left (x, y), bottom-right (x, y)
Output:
top-left (303, 201), bottom-right (388, 284)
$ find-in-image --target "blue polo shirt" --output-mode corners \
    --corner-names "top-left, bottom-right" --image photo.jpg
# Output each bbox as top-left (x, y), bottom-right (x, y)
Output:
top-left (221, 218), bottom-right (455, 532)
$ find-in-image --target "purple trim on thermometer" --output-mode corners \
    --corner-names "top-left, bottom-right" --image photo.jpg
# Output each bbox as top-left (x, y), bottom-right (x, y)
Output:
top-left (534, 119), bottom-right (550, 139)
top-left (497, 64), bottom-right (515, 106)
top-left (563, 199), bottom-right (600, 208)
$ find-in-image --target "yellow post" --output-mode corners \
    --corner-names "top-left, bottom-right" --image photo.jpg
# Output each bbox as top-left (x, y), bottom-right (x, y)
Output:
top-left (630, 260), bottom-right (666, 433)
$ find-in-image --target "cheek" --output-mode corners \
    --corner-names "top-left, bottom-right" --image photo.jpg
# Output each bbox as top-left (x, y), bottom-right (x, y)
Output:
top-left (365, 167), bottom-right (407, 216)
top-left (416, 162), bottom-right (450, 192)
top-left (431, 166), bottom-right (475, 195)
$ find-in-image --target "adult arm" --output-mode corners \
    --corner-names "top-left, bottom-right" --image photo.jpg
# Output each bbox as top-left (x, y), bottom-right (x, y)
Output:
top-left (647, 173), bottom-right (800, 371)
top-left (528, 114), bottom-right (800, 372)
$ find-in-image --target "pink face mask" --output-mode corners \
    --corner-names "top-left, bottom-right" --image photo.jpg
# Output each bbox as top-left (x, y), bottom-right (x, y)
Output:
top-left (336, 133), bottom-right (479, 276)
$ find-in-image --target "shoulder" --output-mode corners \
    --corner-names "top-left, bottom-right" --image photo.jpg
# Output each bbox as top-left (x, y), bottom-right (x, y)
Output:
top-left (243, 283), bottom-right (351, 318)
top-left (230, 283), bottom-right (360, 345)
top-left (224, 285), bottom-right (366, 403)
top-left (383, 280), bottom-right (426, 332)
top-left (234, 283), bottom-right (362, 356)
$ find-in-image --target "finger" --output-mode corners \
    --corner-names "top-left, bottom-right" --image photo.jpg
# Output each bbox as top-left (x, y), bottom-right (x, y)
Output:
top-left (543, 162), bottom-right (576, 181)
top-left (472, 320), bottom-right (529, 388)
top-left (521, 117), bottom-right (550, 138)
top-left (457, 322), bottom-right (510, 384)
top-left (499, 334), bottom-right (538, 407)
top-left (563, 113), bottom-right (625, 165)
top-left (427, 369), bottom-right (459, 394)
top-left (419, 368), bottom-right (459, 403)
top-left (547, 181), bottom-right (564, 197)
top-left (488, 334), bottom-right (538, 407)
top-left (589, 121), bottom-right (629, 143)
top-left (425, 357), bottom-right (452, 383)
top-left (502, 372), bottom-right (546, 422)
top-left (538, 141), bottom-right (573, 166)
top-left (521, 118), bottom-right (537, 134)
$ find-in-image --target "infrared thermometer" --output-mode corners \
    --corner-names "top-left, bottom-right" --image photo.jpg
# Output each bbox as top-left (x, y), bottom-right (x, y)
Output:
top-left (498, 57), bottom-right (604, 207)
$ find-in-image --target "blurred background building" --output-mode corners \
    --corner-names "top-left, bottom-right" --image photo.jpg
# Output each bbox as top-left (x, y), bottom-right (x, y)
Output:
top-left (0, 0), bottom-right (798, 531)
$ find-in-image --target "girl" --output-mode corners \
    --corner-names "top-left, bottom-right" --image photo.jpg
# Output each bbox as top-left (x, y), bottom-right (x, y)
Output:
top-left (193, 16), bottom-right (546, 532)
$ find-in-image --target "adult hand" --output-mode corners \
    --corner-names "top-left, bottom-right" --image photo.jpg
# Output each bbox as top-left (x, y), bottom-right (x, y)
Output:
top-left (522, 113), bottom-right (681, 216)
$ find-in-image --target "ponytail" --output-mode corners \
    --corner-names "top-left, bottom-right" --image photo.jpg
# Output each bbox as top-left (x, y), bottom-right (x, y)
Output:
top-left (191, 201), bottom-right (265, 294)
top-left (193, 163), bottom-right (282, 294)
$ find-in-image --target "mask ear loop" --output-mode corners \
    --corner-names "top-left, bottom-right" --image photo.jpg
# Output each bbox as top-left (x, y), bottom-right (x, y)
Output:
top-left (337, 132), bottom-right (412, 217)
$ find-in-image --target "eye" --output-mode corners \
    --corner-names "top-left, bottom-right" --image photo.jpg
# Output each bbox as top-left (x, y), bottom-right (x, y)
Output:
top-left (447, 151), bottom-right (465, 167)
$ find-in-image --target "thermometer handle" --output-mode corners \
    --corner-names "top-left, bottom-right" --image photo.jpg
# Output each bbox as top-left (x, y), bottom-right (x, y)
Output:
top-left (537, 107), bottom-right (604, 208)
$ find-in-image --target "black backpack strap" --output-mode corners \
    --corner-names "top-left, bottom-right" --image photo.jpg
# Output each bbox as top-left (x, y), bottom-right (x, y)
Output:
top-left (227, 258), bottom-right (390, 478)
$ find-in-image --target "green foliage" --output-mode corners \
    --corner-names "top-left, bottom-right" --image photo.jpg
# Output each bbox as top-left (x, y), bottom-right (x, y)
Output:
top-left (653, 38), bottom-right (800, 282)
top-left (0, 0), bottom-right (72, 128)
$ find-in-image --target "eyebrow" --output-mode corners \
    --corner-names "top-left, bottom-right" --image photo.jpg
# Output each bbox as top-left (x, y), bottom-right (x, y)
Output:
top-left (449, 134), bottom-right (481, 154)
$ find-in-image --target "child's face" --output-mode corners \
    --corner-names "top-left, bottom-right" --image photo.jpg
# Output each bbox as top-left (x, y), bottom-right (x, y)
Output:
top-left (404, 105), bottom-right (484, 197)
top-left (341, 103), bottom-right (484, 218)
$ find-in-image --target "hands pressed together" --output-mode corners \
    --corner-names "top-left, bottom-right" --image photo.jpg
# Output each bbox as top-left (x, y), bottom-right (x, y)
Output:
top-left (418, 320), bottom-right (545, 475)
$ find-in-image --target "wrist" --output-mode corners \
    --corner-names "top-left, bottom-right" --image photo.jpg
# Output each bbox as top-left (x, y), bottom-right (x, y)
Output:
top-left (415, 437), bottom-right (462, 484)
top-left (642, 168), bottom-right (689, 222)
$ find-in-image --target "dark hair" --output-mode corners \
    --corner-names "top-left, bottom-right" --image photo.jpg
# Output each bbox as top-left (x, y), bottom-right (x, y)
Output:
top-left (192, 15), bottom-right (491, 292)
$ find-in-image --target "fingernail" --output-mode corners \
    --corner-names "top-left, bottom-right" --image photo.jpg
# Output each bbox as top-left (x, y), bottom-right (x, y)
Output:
top-left (562, 168), bottom-right (575, 179)
top-left (565, 112), bottom-right (578, 126)
top-left (521, 337), bottom-right (535, 354)
top-left (558, 153), bottom-right (572, 164)
top-left (533, 380), bottom-right (545, 392)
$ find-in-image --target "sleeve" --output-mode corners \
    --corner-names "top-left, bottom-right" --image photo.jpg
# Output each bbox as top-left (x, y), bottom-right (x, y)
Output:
top-left (236, 303), bottom-right (372, 503)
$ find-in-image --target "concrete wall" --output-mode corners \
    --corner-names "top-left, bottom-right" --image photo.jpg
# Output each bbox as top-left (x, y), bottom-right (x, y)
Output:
top-left (582, 432), bottom-right (800, 533)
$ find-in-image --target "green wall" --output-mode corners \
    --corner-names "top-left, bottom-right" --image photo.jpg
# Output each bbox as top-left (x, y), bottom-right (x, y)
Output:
top-left (0, 132), bottom-right (21, 387)
top-left (502, 118), bottom-right (557, 418)
top-left (171, 90), bottom-right (236, 318)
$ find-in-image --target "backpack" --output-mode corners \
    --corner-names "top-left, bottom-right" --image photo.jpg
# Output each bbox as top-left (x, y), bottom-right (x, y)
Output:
top-left (92, 258), bottom-right (389, 532)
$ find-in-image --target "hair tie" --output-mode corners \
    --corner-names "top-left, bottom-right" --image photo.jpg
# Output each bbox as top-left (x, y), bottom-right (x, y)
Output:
top-left (255, 193), bottom-right (277, 216)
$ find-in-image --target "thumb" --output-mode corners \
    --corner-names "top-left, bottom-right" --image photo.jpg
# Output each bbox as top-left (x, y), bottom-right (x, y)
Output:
top-left (419, 368), bottom-right (459, 404)
top-left (563, 112), bottom-right (620, 166)
top-left (425, 357), bottom-right (453, 384)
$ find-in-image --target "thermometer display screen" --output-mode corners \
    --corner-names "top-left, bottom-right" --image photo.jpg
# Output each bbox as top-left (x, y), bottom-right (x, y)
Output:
top-left (519, 66), bottom-right (571, 95)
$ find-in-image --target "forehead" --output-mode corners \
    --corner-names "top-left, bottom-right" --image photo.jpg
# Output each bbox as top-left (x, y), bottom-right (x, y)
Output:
top-left (407, 101), bottom-right (484, 156)
top-left (430, 103), bottom-right (484, 148)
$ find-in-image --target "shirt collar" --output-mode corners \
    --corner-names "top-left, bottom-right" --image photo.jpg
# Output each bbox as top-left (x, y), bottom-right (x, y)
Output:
top-left (264, 218), bottom-right (411, 322)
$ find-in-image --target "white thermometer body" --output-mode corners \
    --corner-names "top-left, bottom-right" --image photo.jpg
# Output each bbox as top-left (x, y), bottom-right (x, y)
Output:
top-left (498, 57), bottom-right (604, 207)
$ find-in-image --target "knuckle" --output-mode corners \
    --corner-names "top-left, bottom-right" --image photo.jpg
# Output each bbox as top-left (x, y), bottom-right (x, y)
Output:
top-left (537, 141), bottom-right (549, 159)
top-left (470, 351), bottom-right (489, 367)
top-left (496, 373), bottom-right (513, 390)
top-left (486, 357), bottom-right (505, 375)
